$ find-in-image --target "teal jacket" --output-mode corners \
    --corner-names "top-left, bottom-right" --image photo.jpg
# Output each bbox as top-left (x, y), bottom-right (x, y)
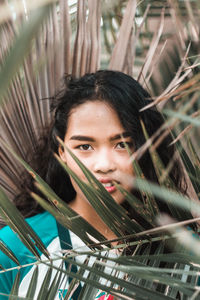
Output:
top-left (0, 211), bottom-right (115, 300)
top-left (0, 211), bottom-right (72, 299)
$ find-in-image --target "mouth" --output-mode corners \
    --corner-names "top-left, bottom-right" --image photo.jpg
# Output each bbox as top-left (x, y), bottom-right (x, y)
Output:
top-left (99, 179), bottom-right (118, 193)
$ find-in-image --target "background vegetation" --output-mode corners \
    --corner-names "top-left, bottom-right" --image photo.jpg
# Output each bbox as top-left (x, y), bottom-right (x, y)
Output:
top-left (0, 0), bottom-right (200, 299)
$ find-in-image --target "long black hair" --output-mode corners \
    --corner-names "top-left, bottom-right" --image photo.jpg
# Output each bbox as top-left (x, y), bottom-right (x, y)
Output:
top-left (15, 70), bottom-right (186, 220)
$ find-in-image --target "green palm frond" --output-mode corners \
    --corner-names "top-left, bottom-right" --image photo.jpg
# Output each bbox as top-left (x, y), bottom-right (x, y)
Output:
top-left (0, 187), bottom-right (49, 259)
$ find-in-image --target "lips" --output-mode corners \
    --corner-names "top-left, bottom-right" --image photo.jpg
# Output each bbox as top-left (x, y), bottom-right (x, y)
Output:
top-left (99, 179), bottom-right (118, 193)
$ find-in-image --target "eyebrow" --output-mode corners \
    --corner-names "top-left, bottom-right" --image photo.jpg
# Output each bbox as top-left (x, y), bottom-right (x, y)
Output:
top-left (69, 132), bottom-right (131, 142)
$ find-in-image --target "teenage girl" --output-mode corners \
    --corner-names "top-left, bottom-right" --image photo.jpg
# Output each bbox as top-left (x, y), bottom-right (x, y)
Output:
top-left (0, 70), bottom-right (191, 299)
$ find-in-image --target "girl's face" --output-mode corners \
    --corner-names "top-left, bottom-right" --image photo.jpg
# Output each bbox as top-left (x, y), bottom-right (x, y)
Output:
top-left (59, 101), bottom-right (135, 205)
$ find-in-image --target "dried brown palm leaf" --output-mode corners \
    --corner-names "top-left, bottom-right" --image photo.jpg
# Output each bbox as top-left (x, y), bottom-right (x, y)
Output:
top-left (170, 117), bottom-right (198, 147)
top-left (185, 0), bottom-right (199, 42)
top-left (72, 0), bottom-right (87, 77)
top-left (87, 0), bottom-right (101, 73)
top-left (0, 3), bottom-right (60, 200)
top-left (0, 0), bottom-right (59, 26)
top-left (109, 0), bottom-right (137, 71)
top-left (72, 0), bottom-right (101, 77)
top-left (0, 0), bottom-right (100, 203)
top-left (167, 0), bottom-right (186, 49)
top-left (59, 0), bottom-right (71, 74)
top-left (130, 4), bottom-right (151, 74)
top-left (137, 8), bottom-right (165, 84)
top-left (145, 40), bottom-right (168, 86)
top-left (140, 58), bottom-right (199, 112)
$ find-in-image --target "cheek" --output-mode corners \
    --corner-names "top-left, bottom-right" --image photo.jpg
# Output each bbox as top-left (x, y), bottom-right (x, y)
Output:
top-left (117, 157), bottom-right (135, 190)
top-left (67, 155), bottom-right (81, 173)
top-left (116, 154), bottom-right (134, 175)
top-left (65, 155), bottom-right (88, 197)
top-left (63, 151), bottom-right (92, 180)
top-left (124, 162), bottom-right (134, 176)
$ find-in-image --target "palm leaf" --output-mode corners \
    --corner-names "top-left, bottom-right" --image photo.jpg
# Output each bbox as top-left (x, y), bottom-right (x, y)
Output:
top-left (134, 178), bottom-right (200, 217)
top-left (0, 241), bottom-right (20, 266)
top-left (25, 266), bottom-right (39, 299)
top-left (0, 4), bottom-right (52, 105)
top-left (0, 187), bottom-right (49, 259)
top-left (56, 139), bottom-right (142, 234)
top-left (9, 272), bottom-right (20, 300)
top-left (1, 137), bottom-right (107, 245)
top-left (37, 265), bottom-right (53, 300)
top-left (109, 0), bottom-right (137, 72)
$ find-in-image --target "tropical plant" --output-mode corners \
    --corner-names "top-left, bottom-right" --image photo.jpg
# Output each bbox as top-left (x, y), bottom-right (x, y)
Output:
top-left (0, 0), bottom-right (200, 299)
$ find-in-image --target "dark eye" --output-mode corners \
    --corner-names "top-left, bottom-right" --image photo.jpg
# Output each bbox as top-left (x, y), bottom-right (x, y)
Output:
top-left (116, 141), bottom-right (133, 150)
top-left (116, 142), bottom-right (126, 149)
top-left (79, 144), bottom-right (92, 151)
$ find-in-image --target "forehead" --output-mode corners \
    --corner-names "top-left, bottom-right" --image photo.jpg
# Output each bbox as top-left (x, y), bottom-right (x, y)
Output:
top-left (65, 100), bottom-right (125, 138)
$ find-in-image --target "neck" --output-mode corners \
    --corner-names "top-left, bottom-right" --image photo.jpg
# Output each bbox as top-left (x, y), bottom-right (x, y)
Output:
top-left (69, 196), bottom-right (117, 242)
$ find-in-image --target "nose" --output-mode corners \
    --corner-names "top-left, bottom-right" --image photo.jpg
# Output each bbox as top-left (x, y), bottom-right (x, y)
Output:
top-left (93, 149), bottom-right (116, 174)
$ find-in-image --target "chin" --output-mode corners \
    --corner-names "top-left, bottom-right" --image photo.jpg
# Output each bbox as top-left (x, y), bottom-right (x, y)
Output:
top-left (113, 196), bottom-right (125, 205)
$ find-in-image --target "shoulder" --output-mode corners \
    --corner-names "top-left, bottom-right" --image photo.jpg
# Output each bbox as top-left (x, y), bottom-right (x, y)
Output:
top-left (0, 211), bottom-right (59, 297)
top-left (0, 211), bottom-right (58, 255)
top-left (0, 211), bottom-right (58, 276)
